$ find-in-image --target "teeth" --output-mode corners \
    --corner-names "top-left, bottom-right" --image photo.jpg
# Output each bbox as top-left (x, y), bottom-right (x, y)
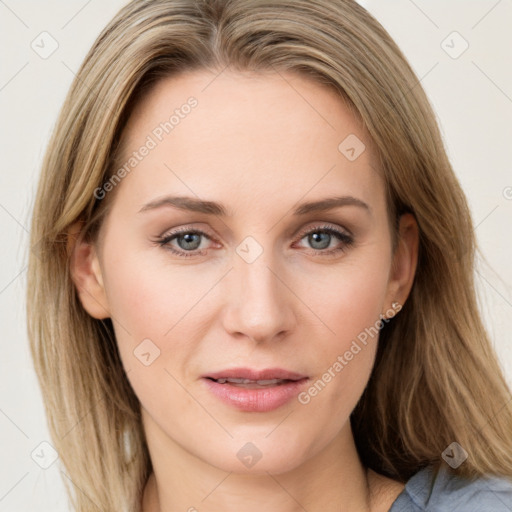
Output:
top-left (215, 378), bottom-right (286, 385)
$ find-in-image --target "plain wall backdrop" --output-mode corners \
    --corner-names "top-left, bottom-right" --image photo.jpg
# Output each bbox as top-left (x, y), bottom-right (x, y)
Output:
top-left (1, 1), bottom-right (511, 510)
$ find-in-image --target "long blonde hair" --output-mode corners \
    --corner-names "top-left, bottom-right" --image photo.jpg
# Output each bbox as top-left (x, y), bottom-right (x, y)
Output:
top-left (27, 0), bottom-right (512, 510)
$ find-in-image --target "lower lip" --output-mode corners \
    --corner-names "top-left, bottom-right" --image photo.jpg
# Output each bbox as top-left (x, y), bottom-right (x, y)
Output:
top-left (202, 378), bottom-right (309, 412)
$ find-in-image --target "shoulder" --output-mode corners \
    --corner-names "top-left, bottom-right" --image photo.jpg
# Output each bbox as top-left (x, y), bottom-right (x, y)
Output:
top-left (389, 463), bottom-right (512, 512)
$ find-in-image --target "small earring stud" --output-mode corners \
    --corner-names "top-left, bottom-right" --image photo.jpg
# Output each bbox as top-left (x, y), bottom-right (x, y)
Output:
top-left (381, 301), bottom-right (402, 321)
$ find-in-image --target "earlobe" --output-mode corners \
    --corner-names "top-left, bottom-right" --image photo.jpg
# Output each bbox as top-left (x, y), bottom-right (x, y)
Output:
top-left (68, 222), bottom-right (111, 320)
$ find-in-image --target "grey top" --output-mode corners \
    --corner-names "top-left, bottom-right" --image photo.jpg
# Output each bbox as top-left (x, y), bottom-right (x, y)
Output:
top-left (389, 464), bottom-right (512, 511)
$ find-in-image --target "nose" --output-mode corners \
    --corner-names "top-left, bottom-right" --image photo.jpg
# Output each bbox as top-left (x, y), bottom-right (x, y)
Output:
top-left (221, 250), bottom-right (297, 344)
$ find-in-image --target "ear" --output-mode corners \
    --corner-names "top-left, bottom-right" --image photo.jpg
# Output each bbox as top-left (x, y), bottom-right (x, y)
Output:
top-left (383, 213), bottom-right (419, 314)
top-left (68, 222), bottom-right (111, 319)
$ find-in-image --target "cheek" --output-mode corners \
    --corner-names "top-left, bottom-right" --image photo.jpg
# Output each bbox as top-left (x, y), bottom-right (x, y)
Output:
top-left (101, 248), bottom-right (224, 401)
top-left (102, 249), bottom-right (212, 338)
top-left (310, 256), bottom-right (391, 348)
top-left (102, 256), bottom-right (202, 415)
top-left (296, 254), bottom-right (390, 414)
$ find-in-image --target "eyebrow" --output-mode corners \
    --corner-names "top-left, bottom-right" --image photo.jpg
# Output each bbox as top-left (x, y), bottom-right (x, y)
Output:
top-left (138, 195), bottom-right (371, 217)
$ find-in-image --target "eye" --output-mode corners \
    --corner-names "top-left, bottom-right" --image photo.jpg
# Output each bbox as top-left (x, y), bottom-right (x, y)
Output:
top-left (154, 224), bottom-right (354, 258)
top-left (155, 227), bottom-right (216, 258)
top-left (294, 224), bottom-right (354, 256)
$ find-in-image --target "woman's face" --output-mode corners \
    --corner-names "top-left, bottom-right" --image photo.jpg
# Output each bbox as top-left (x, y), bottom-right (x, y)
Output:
top-left (75, 69), bottom-right (417, 475)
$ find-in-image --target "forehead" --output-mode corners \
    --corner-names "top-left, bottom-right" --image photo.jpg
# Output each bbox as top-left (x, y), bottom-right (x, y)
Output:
top-left (113, 69), bottom-right (385, 218)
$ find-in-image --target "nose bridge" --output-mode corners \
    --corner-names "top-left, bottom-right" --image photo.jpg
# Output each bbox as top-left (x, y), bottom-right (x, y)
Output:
top-left (222, 241), bottom-right (295, 342)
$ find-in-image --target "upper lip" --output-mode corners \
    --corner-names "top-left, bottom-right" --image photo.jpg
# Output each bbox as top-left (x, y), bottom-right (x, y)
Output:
top-left (204, 367), bottom-right (308, 381)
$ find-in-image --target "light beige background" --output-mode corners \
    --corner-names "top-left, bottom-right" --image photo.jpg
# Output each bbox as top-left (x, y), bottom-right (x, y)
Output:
top-left (0, 1), bottom-right (511, 510)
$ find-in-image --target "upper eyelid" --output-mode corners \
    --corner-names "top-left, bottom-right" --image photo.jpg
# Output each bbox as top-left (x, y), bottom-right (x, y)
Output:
top-left (295, 223), bottom-right (351, 238)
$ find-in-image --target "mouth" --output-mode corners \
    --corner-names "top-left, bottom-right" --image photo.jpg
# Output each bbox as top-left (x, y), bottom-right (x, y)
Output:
top-left (203, 367), bottom-right (308, 386)
top-left (205, 377), bottom-right (303, 388)
top-left (202, 368), bottom-right (309, 412)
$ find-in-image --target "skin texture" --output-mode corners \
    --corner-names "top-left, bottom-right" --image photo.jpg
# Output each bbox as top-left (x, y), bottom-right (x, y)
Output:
top-left (70, 69), bottom-right (419, 511)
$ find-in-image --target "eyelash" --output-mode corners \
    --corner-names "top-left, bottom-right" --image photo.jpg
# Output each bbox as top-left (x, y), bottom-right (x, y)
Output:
top-left (154, 224), bottom-right (354, 258)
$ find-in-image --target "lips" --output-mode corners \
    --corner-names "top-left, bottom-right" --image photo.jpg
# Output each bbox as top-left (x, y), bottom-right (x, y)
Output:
top-left (202, 367), bottom-right (309, 412)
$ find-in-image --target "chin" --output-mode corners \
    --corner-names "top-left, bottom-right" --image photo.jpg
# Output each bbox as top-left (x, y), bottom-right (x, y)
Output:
top-left (199, 429), bottom-right (318, 476)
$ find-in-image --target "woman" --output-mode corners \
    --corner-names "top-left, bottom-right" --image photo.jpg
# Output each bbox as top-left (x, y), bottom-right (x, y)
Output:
top-left (27, 0), bottom-right (512, 511)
